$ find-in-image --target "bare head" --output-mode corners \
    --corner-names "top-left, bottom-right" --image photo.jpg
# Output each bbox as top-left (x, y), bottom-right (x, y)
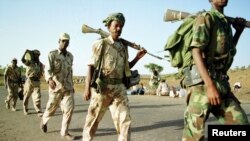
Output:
top-left (209, 0), bottom-right (228, 12)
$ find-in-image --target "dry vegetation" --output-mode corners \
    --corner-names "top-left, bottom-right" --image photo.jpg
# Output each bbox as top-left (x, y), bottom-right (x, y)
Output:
top-left (1, 68), bottom-right (250, 101)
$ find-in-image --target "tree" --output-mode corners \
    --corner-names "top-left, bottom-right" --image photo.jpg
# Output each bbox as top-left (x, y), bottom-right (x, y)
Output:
top-left (144, 63), bottom-right (163, 73)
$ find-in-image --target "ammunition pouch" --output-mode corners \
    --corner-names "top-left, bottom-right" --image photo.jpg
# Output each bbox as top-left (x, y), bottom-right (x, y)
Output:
top-left (182, 65), bottom-right (203, 87)
top-left (123, 70), bottom-right (140, 89)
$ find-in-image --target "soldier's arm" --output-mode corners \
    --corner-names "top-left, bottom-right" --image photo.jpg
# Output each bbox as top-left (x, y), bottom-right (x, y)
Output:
top-left (18, 68), bottom-right (23, 87)
top-left (4, 67), bottom-right (8, 88)
top-left (44, 52), bottom-right (56, 89)
top-left (129, 48), bottom-right (147, 68)
top-left (44, 53), bottom-right (54, 82)
top-left (83, 65), bottom-right (94, 101)
top-left (39, 62), bottom-right (45, 78)
top-left (192, 48), bottom-right (220, 105)
top-left (232, 17), bottom-right (246, 46)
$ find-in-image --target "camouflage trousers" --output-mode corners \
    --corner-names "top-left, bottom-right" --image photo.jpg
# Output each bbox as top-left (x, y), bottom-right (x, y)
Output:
top-left (6, 83), bottom-right (19, 109)
top-left (41, 90), bottom-right (74, 136)
top-left (23, 79), bottom-right (41, 113)
top-left (182, 85), bottom-right (249, 141)
top-left (82, 84), bottom-right (131, 141)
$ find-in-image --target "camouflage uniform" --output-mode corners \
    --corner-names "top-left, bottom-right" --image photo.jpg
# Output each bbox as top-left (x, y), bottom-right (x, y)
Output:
top-left (82, 36), bottom-right (131, 141)
top-left (42, 49), bottom-right (74, 136)
top-left (182, 8), bottom-right (250, 141)
top-left (4, 61), bottom-right (21, 111)
top-left (23, 60), bottom-right (44, 115)
top-left (149, 73), bottom-right (160, 89)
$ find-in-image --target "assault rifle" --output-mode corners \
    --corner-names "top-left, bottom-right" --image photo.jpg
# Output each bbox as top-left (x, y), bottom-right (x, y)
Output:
top-left (82, 24), bottom-right (164, 60)
top-left (163, 9), bottom-right (250, 28)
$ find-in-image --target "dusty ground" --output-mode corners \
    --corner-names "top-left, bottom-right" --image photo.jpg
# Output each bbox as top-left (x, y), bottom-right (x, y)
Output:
top-left (0, 86), bottom-right (250, 141)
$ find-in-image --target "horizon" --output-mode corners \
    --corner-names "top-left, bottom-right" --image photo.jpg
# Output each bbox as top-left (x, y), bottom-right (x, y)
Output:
top-left (1, 0), bottom-right (250, 76)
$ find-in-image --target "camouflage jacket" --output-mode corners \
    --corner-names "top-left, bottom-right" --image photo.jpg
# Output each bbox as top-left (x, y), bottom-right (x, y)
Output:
top-left (191, 8), bottom-right (236, 73)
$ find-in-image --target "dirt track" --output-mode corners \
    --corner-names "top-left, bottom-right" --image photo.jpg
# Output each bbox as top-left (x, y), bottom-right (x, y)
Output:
top-left (0, 86), bottom-right (250, 141)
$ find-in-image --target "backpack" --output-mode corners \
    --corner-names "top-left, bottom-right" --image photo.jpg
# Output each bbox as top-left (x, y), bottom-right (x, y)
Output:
top-left (164, 11), bottom-right (214, 75)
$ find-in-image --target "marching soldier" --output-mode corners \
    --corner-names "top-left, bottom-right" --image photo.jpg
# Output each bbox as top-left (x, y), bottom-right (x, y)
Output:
top-left (182, 0), bottom-right (250, 140)
top-left (40, 33), bottom-right (75, 140)
top-left (4, 58), bottom-right (22, 111)
top-left (22, 49), bottom-right (44, 117)
top-left (82, 13), bottom-right (147, 141)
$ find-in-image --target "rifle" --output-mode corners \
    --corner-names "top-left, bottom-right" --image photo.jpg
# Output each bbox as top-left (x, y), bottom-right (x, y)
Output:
top-left (82, 24), bottom-right (164, 60)
top-left (163, 9), bottom-right (250, 28)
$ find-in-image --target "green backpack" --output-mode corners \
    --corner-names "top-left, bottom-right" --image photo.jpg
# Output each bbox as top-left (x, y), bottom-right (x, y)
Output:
top-left (164, 11), bottom-right (214, 75)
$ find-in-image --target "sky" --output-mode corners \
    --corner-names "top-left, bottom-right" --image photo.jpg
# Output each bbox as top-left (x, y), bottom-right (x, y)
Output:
top-left (1, 0), bottom-right (250, 76)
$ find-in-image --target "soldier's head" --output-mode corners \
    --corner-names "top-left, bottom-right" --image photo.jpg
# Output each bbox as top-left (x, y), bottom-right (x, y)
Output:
top-left (209, 0), bottom-right (228, 7)
top-left (33, 50), bottom-right (40, 56)
top-left (33, 50), bottom-right (40, 61)
top-left (11, 58), bottom-right (17, 66)
top-left (103, 13), bottom-right (125, 40)
top-left (58, 33), bottom-right (70, 51)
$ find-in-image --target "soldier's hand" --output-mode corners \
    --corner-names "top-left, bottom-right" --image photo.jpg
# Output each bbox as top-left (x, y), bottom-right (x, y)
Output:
top-left (83, 88), bottom-right (91, 101)
top-left (232, 17), bottom-right (246, 33)
top-left (136, 48), bottom-right (147, 59)
top-left (206, 84), bottom-right (221, 106)
top-left (48, 78), bottom-right (56, 90)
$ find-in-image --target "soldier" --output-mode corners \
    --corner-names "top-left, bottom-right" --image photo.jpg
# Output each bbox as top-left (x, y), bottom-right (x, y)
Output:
top-left (4, 58), bottom-right (22, 111)
top-left (82, 13), bottom-right (147, 141)
top-left (149, 69), bottom-right (160, 89)
top-left (182, 0), bottom-right (249, 140)
top-left (40, 33), bottom-right (75, 140)
top-left (21, 49), bottom-right (44, 117)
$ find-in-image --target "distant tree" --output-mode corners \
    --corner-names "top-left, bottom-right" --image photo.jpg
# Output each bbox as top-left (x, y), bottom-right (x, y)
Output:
top-left (0, 66), bottom-right (5, 76)
top-left (144, 63), bottom-right (163, 73)
top-left (19, 65), bottom-right (26, 75)
top-left (248, 65), bottom-right (250, 69)
top-left (235, 66), bottom-right (239, 70)
top-left (240, 66), bottom-right (246, 70)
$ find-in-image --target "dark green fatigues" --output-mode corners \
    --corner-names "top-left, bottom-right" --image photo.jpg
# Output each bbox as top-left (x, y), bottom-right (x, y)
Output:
top-left (182, 8), bottom-right (249, 141)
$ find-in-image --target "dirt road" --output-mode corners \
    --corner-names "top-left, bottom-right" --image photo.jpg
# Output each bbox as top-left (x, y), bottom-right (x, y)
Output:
top-left (0, 86), bottom-right (250, 141)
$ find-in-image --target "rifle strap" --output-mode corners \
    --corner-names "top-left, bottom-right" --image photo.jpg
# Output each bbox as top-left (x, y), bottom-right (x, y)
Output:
top-left (96, 38), bottom-right (106, 78)
top-left (124, 45), bottom-right (131, 77)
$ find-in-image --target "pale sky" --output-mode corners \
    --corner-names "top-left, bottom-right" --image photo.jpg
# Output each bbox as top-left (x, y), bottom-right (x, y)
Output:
top-left (1, 0), bottom-right (249, 76)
